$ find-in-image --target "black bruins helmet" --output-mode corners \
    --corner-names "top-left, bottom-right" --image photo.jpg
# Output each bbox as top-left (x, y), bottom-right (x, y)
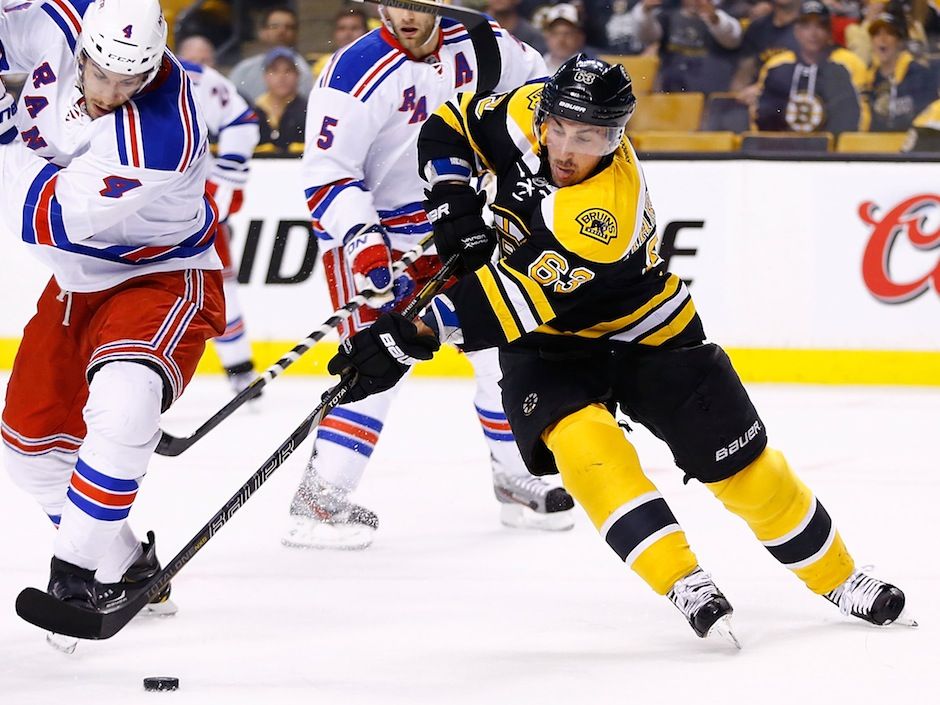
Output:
top-left (535, 54), bottom-right (636, 154)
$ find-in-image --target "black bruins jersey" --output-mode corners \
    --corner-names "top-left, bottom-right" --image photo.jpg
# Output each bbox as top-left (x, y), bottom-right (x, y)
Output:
top-left (754, 48), bottom-right (868, 135)
top-left (418, 82), bottom-right (704, 352)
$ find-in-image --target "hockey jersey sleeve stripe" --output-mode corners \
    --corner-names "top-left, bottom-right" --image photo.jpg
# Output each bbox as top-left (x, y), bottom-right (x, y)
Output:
top-left (23, 162), bottom-right (219, 264)
top-left (176, 76), bottom-right (199, 172)
top-left (475, 265), bottom-right (524, 342)
top-left (21, 163), bottom-right (68, 247)
top-left (41, 0), bottom-right (83, 52)
top-left (221, 107), bottom-right (259, 129)
top-left (497, 260), bottom-right (555, 324)
top-left (305, 178), bottom-right (364, 220)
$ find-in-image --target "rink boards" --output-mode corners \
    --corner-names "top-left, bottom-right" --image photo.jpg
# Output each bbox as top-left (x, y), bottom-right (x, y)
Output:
top-left (0, 158), bottom-right (937, 385)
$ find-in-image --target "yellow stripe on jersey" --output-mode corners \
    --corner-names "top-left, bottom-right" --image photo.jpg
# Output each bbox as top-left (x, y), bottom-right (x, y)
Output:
top-left (547, 148), bottom-right (646, 264)
top-left (535, 273), bottom-right (682, 339)
top-left (475, 265), bottom-right (523, 342)
top-left (638, 298), bottom-right (697, 346)
top-left (505, 83), bottom-right (544, 154)
top-left (498, 261), bottom-right (556, 325)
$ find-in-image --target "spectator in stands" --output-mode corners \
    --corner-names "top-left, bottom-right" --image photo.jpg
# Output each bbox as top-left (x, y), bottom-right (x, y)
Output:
top-left (635, 0), bottom-right (743, 92)
top-left (755, 1), bottom-right (868, 134)
top-left (731, 0), bottom-right (802, 105)
top-left (311, 7), bottom-right (371, 81)
top-left (176, 34), bottom-right (217, 68)
top-left (865, 8), bottom-right (938, 130)
top-left (605, 0), bottom-right (651, 55)
top-left (254, 48), bottom-right (308, 154)
top-left (541, 3), bottom-right (602, 73)
top-left (488, 0), bottom-right (548, 53)
top-left (229, 6), bottom-right (314, 103)
top-left (846, 0), bottom-right (930, 63)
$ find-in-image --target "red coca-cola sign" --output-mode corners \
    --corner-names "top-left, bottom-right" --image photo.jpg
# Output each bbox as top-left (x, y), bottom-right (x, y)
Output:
top-left (860, 194), bottom-right (940, 304)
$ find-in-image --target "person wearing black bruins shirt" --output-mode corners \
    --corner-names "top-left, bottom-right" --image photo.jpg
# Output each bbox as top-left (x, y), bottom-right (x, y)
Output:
top-left (754, 1), bottom-right (869, 135)
top-left (327, 56), bottom-right (915, 644)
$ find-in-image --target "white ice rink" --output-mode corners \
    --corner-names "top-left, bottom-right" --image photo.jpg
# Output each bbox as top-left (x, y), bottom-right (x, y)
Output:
top-left (0, 374), bottom-right (937, 704)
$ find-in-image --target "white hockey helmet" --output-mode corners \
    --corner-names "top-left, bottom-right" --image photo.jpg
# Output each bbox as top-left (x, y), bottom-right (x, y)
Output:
top-left (80, 0), bottom-right (168, 83)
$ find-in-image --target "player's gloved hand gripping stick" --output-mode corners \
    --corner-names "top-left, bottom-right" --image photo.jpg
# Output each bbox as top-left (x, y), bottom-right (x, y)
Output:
top-left (15, 254), bottom-right (458, 640)
top-left (155, 232), bottom-right (435, 457)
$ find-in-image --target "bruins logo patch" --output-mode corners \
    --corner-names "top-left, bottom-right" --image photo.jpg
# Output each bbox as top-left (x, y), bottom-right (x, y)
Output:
top-left (576, 208), bottom-right (618, 244)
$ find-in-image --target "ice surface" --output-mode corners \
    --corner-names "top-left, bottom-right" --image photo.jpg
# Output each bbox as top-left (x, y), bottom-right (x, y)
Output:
top-left (1, 375), bottom-right (937, 704)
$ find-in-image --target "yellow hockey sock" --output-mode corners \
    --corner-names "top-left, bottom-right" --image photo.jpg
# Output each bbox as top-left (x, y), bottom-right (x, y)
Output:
top-left (706, 447), bottom-right (854, 594)
top-left (543, 404), bottom-right (698, 594)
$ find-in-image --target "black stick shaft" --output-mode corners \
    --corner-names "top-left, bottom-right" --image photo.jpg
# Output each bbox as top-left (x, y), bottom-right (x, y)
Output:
top-left (155, 234), bottom-right (435, 456)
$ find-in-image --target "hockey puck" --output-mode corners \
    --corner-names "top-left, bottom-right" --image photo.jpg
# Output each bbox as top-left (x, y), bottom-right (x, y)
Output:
top-left (143, 677), bottom-right (179, 692)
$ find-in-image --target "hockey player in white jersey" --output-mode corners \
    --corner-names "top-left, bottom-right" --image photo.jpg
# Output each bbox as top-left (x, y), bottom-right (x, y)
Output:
top-left (285, 1), bottom-right (575, 550)
top-left (178, 39), bottom-right (262, 395)
top-left (0, 0), bottom-right (224, 629)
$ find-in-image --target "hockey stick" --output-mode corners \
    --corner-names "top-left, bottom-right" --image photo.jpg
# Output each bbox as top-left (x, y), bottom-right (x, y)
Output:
top-left (155, 233), bottom-right (436, 457)
top-left (15, 255), bottom-right (459, 640)
top-left (351, 0), bottom-right (502, 92)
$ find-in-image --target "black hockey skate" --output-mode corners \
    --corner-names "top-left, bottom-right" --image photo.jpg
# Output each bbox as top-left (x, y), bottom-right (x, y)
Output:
top-left (45, 557), bottom-right (100, 654)
top-left (667, 567), bottom-right (741, 648)
top-left (48, 557), bottom-right (98, 610)
top-left (492, 472), bottom-right (575, 531)
top-left (824, 569), bottom-right (917, 627)
top-left (97, 531), bottom-right (176, 616)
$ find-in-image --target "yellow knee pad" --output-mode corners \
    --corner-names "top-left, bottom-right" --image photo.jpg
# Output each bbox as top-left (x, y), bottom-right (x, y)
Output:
top-left (543, 405), bottom-right (698, 594)
top-left (708, 447), bottom-right (854, 593)
top-left (543, 404), bottom-right (651, 530)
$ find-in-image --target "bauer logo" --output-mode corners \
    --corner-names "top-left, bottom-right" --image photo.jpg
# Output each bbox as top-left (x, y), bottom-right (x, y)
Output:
top-left (859, 194), bottom-right (940, 304)
top-left (714, 420), bottom-right (762, 462)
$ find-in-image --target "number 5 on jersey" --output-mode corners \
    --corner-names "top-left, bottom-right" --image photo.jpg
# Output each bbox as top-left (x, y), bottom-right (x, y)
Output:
top-left (318, 116), bottom-right (338, 150)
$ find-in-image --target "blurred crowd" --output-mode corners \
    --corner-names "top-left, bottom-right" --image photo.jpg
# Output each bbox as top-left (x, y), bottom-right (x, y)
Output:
top-left (172, 0), bottom-right (940, 152)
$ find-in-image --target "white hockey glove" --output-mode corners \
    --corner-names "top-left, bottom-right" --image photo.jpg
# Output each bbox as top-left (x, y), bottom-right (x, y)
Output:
top-left (0, 79), bottom-right (19, 145)
top-left (343, 224), bottom-right (414, 310)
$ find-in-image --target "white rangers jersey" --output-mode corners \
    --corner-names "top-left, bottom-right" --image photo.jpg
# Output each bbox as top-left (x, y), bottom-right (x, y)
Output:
top-left (301, 18), bottom-right (546, 253)
top-left (181, 60), bottom-right (259, 190)
top-left (0, 0), bottom-right (220, 293)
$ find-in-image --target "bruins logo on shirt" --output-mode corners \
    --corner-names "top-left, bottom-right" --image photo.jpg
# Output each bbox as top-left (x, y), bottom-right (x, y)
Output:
top-left (785, 93), bottom-right (825, 132)
top-left (576, 208), bottom-right (618, 244)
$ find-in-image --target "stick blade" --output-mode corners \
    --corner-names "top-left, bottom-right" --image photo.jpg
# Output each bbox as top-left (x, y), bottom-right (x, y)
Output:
top-left (155, 431), bottom-right (189, 456)
top-left (16, 587), bottom-right (106, 639)
top-left (16, 586), bottom-right (146, 640)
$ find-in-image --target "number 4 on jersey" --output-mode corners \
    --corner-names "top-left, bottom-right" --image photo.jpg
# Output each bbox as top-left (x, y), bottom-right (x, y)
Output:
top-left (100, 175), bottom-right (142, 199)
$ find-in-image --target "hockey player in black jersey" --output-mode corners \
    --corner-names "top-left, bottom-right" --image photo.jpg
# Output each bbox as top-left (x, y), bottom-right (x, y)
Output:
top-left (325, 55), bottom-right (916, 645)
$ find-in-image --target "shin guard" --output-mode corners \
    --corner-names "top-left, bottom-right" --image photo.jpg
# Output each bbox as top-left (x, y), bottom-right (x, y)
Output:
top-left (544, 404), bottom-right (697, 594)
top-left (707, 447), bottom-right (854, 594)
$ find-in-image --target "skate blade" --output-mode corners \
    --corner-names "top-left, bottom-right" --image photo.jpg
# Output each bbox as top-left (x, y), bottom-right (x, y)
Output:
top-left (281, 517), bottom-right (376, 551)
top-left (499, 504), bottom-right (575, 532)
top-left (46, 632), bottom-right (78, 655)
top-left (706, 614), bottom-right (742, 650)
top-left (140, 598), bottom-right (178, 617)
top-left (888, 609), bottom-right (918, 628)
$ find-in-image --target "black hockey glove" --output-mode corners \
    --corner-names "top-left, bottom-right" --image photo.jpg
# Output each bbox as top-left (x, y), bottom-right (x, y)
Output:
top-left (423, 182), bottom-right (496, 276)
top-left (327, 312), bottom-right (441, 403)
